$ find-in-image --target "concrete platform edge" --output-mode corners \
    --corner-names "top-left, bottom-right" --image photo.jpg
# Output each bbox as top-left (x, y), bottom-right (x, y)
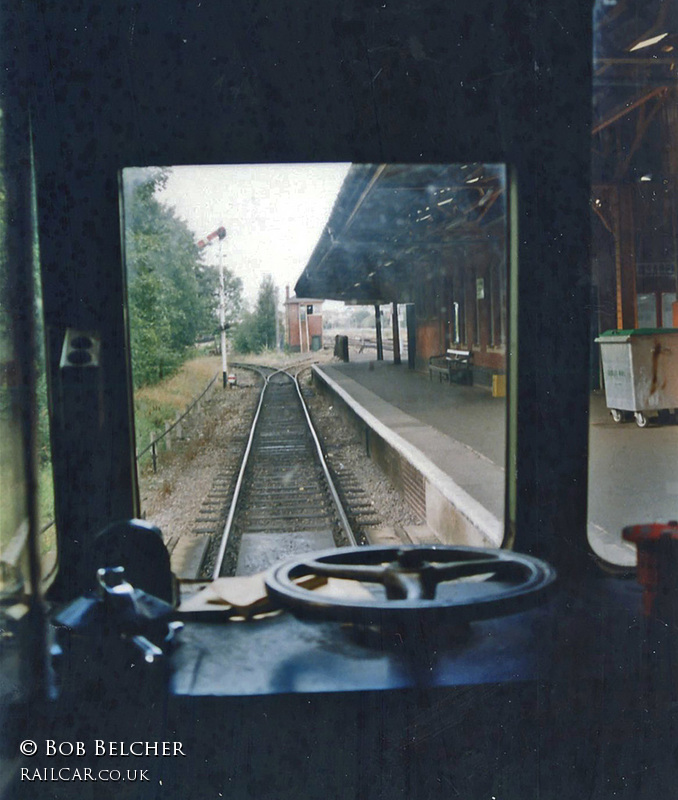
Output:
top-left (312, 364), bottom-right (503, 547)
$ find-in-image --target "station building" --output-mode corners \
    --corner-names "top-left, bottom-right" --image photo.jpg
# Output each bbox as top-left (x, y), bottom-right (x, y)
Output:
top-left (591, 12), bottom-right (678, 335)
top-left (284, 287), bottom-right (324, 352)
top-left (295, 10), bottom-right (678, 385)
top-left (295, 164), bottom-right (508, 389)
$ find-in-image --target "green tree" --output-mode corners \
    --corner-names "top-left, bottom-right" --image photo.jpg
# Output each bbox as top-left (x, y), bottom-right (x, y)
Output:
top-left (232, 276), bottom-right (278, 355)
top-left (232, 310), bottom-right (261, 354)
top-left (124, 168), bottom-right (219, 386)
top-left (221, 269), bottom-right (245, 328)
top-left (127, 262), bottom-right (177, 384)
top-left (198, 258), bottom-right (244, 342)
top-left (255, 274), bottom-right (278, 350)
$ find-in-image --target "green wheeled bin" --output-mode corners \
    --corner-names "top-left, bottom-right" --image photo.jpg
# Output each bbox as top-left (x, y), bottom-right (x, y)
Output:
top-left (595, 328), bottom-right (678, 427)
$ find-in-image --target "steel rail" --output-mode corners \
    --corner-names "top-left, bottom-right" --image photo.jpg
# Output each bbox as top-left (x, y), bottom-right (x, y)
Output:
top-left (292, 367), bottom-right (357, 547)
top-left (212, 364), bottom-right (357, 578)
top-left (211, 366), bottom-right (270, 579)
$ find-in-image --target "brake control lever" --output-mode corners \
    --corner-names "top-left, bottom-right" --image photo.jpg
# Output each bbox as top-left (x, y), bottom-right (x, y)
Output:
top-left (97, 566), bottom-right (138, 618)
top-left (129, 634), bottom-right (164, 664)
top-left (53, 566), bottom-right (182, 678)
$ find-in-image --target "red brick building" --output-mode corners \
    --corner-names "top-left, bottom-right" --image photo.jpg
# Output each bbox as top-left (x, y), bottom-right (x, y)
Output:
top-left (284, 287), bottom-right (324, 352)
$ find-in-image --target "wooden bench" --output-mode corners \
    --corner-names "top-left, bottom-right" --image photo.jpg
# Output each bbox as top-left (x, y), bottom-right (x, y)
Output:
top-left (428, 348), bottom-right (473, 385)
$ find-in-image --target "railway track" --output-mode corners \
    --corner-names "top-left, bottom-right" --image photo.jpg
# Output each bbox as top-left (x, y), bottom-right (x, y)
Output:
top-left (213, 367), bottom-right (356, 578)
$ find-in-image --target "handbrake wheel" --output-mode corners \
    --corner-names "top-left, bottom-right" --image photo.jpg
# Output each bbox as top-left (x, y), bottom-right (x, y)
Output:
top-left (265, 545), bottom-right (556, 626)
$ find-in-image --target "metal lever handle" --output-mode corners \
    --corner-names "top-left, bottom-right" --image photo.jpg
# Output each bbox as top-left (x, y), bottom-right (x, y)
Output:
top-left (97, 565), bottom-right (133, 595)
top-left (97, 566), bottom-right (138, 618)
top-left (129, 635), bottom-right (164, 664)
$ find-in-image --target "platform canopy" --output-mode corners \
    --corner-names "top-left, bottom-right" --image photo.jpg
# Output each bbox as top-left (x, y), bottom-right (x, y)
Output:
top-left (592, 0), bottom-right (678, 184)
top-left (295, 163), bottom-right (505, 304)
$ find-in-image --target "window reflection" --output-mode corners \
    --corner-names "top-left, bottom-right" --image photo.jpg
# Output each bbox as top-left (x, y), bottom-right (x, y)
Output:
top-left (0, 109), bottom-right (29, 591)
top-left (0, 107), bottom-right (56, 593)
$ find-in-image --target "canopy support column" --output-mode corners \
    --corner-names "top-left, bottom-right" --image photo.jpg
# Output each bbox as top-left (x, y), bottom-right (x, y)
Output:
top-left (374, 304), bottom-right (384, 361)
top-left (392, 302), bottom-right (401, 364)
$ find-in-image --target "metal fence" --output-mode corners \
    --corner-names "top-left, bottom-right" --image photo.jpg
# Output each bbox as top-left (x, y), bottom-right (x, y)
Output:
top-left (38, 371), bottom-right (221, 540)
top-left (136, 372), bottom-right (219, 473)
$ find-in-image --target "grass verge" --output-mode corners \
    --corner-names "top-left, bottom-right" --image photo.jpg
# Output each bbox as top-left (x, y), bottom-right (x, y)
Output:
top-left (134, 354), bottom-right (221, 459)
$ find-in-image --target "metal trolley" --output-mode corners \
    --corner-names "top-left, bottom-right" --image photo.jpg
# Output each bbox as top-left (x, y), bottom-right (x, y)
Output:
top-left (595, 328), bottom-right (678, 427)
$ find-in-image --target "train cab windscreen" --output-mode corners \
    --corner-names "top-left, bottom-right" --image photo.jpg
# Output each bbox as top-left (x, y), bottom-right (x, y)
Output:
top-left (121, 163), bottom-right (510, 583)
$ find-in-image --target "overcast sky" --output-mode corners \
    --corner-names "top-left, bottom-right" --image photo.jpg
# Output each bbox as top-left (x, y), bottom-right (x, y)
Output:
top-left (155, 163), bottom-right (351, 307)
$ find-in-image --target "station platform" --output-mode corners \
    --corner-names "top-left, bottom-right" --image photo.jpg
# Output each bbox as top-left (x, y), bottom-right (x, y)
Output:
top-left (313, 359), bottom-right (506, 549)
top-left (314, 357), bottom-right (678, 567)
